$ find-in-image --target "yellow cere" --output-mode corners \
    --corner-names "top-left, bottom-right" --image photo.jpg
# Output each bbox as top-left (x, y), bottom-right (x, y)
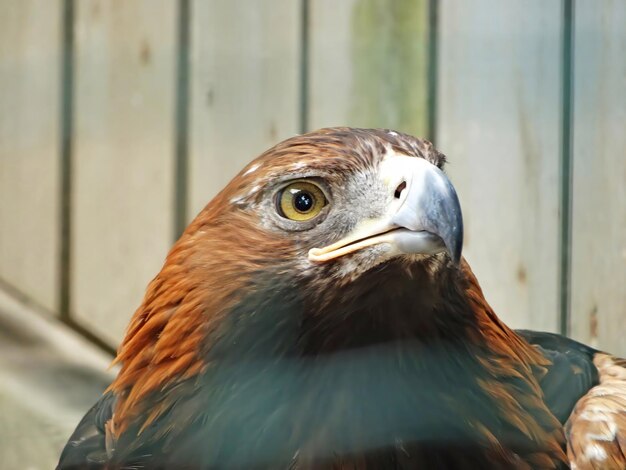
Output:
top-left (279, 181), bottom-right (326, 221)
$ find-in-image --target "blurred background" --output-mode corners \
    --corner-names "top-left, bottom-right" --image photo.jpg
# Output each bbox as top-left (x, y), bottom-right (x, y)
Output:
top-left (0, 0), bottom-right (625, 467)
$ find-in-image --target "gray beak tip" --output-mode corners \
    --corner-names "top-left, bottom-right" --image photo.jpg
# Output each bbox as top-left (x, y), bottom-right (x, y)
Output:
top-left (420, 167), bottom-right (464, 266)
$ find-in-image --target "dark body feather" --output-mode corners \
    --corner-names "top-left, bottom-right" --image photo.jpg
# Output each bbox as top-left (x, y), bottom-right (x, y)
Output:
top-left (517, 332), bottom-right (626, 469)
top-left (59, 261), bottom-right (568, 469)
top-left (515, 330), bottom-right (599, 424)
top-left (59, 393), bottom-right (116, 469)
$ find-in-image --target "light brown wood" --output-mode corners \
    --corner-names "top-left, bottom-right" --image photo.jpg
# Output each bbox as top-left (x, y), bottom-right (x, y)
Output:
top-left (437, 0), bottom-right (561, 332)
top-left (0, 0), bottom-right (62, 312)
top-left (570, 1), bottom-right (626, 356)
top-left (188, 0), bottom-right (301, 219)
top-left (72, 0), bottom-right (177, 345)
top-left (309, 0), bottom-right (429, 137)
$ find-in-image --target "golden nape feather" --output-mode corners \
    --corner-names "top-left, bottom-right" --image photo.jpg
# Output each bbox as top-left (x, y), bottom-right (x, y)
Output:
top-left (57, 128), bottom-right (626, 469)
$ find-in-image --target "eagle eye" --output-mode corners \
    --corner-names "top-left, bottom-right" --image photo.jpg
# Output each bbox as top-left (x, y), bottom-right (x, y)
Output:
top-left (277, 181), bottom-right (327, 222)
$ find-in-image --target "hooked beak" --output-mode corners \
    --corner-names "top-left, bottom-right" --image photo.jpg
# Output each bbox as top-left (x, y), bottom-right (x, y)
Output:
top-left (308, 155), bottom-right (463, 264)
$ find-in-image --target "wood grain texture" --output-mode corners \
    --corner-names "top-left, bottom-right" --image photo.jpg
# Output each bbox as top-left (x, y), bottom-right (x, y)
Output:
top-left (188, 0), bottom-right (301, 218)
top-left (570, 0), bottom-right (626, 356)
top-left (437, 0), bottom-right (561, 331)
top-left (309, 0), bottom-right (429, 136)
top-left (0, 0), bottom-right (61, 312)
top-left (72, 0), bottom-right (176, 345)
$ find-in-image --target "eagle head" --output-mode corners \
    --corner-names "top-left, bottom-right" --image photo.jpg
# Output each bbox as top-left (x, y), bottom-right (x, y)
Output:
top-left (184, 127), bottom-right (465, 352)
top-left (85, 128), bottom-right (565, 469)
top-left (223, 127), bottom-right (462, 275)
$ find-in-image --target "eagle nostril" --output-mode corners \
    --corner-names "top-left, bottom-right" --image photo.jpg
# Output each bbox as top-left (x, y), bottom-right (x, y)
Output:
top-left (394, 181), bottom-right (407, 199)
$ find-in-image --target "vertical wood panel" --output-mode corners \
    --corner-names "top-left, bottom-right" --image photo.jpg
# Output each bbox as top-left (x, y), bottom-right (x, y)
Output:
top-left (438, 0), bottom-right (561, 331)
top-left (309, 0), bottom-right (429, 136)
top-left (72, 0), bottom-right (177, 345)
top-left (0, 0), bottom-right (62, 312)
top-left (571, 0), bottom-right (626, 356)
top-left (188, 0), bottom-right (301, 217)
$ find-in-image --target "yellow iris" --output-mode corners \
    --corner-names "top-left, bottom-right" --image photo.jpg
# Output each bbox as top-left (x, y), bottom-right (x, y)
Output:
top-left (278, 181), bottom-right (326, 221)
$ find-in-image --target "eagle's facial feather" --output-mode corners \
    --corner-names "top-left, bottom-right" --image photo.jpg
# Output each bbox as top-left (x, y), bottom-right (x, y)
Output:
top-left (308, 151), bottom-right (462, 266)
top-left (218, 128), bottom-right (457, 285)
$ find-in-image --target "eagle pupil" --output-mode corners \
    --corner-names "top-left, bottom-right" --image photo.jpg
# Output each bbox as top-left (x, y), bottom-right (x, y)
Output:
top-left (293, 191), bottom-right (314, 213)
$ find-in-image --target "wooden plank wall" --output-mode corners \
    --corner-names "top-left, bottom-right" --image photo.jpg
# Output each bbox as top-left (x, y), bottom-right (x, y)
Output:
top-left (437, 0), bottom-right (562, 332)
top-left (571, 0), bottom-right (626, 356)
top-left (0, 1), bottom-right (624, 354)
top-left (0, 0), bottom-right (62, 312)
top-left (72, 0), bottom-right (177, 344)
top-left (189, 0), bottom-right (301, 218)
top-left (309, 0), bottom-right (429, 137)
